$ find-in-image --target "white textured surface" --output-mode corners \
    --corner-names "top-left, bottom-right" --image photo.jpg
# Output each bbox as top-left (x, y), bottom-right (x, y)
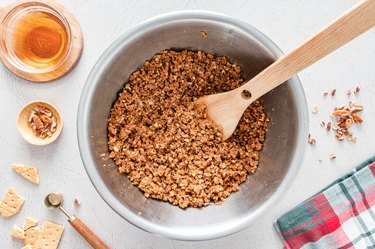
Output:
top-left (0, 0), bottom-right (375, 248)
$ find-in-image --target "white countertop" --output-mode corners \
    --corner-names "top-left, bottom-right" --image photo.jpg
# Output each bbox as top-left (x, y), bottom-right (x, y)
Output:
top-left (1, 0), bottom-right (375, 248)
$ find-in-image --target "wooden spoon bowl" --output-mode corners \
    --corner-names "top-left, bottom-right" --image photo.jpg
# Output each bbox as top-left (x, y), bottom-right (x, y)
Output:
top-left (17, 100), bottom-right (63, 146)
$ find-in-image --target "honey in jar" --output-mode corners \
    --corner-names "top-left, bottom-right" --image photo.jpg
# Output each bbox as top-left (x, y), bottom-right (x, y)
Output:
top-left (4, 5), bottom-right (70, 70)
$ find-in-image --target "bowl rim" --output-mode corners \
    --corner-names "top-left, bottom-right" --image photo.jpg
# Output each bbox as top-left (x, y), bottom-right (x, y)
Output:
top-left (77, 10), bottom-right (308, 241)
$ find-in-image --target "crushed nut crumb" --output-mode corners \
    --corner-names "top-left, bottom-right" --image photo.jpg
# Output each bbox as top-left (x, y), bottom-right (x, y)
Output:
top-left (326, 122), bottom-right (332, 131)
top-left (200, 31), bottom-right (207, 38)
top-left (73, 198), bottom-right (81, 207)
top-left (331, 89), bottom-right (336, 96)
top-left (348, 135), bottom-right (357, 142)
top-left (308, 134), bottom-right (316, 145)
top-left (323, 91), bottom-right (329, 96)
top-left (354, 86), bottom-right (360, 94)
top-left (311, 105), bottom-right (318, 114)
top-left (329, 154), bottom-right (336, 160)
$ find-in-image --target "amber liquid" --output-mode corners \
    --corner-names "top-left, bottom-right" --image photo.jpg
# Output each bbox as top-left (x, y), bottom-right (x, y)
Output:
top-left (9, 10), bottom-right (69, 70)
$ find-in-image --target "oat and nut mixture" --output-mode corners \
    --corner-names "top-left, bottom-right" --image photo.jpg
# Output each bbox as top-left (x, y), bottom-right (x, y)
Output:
top-left (108, 50), bottom-right (269, 208)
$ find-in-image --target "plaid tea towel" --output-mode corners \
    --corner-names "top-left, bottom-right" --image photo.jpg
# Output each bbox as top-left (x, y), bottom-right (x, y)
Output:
top-left (274, 157), bottom-right (375, 249)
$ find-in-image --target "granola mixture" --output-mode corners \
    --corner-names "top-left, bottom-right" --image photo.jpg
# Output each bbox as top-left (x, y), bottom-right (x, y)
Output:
top-left (108, 50), bottom-right (269, 208)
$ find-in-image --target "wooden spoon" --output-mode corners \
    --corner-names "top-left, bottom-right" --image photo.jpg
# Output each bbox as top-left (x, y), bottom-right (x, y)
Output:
top-left (196, 0), bottom-right (375, 140)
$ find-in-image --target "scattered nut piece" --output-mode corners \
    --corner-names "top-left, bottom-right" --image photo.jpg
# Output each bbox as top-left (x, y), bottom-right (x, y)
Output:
top-left (348, 135), bottom-right (357, 142)
top-left (73, 198), bottom-right (81, 207)
top-left (350, 104), bottom-right (364, 113)
top-left (320, 121), bottom-right (325, 127)
top-left (311, 105), bottom-right (318, 114)
top-left (347, 90), bottom-right (352, 97)
top-left (330, 154), bottom-right (336, 160)
top-left (331, 89), bottom-right (336, 96)
top-left (326, 122), bottom-right (332, 131)
top-left (323, 91), bottom-right (329, 96)
top-left (200, 31), bottom-right (207, 38)
top-left (352, 113), bottom-right (363, 123)
top-left (308, 134), bottom-right (316, 145)
top-left (354, 86), bottom-right (360, 94)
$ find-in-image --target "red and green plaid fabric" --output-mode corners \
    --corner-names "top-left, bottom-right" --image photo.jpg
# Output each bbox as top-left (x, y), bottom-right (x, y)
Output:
top-left (274, 157), bottom-right (375, 249)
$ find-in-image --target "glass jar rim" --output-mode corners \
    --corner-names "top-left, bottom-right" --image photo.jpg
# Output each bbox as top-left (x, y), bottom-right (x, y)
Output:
top-left (0, 2), bottom-right (72, 74)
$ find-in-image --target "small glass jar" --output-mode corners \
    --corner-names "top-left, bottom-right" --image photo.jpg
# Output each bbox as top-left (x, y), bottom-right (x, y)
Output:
top-left (0, 2), bottom-right (72, 74)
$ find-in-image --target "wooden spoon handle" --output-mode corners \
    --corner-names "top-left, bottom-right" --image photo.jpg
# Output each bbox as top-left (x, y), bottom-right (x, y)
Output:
top-left (241, 0), bottom-right (375, 102)
top-left (69, 216), bottom-right (110, 249)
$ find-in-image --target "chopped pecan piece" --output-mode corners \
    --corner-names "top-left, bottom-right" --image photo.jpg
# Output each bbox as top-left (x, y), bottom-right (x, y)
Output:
top-left (28, 105), bottom-right (57, 139)
top-left (352, 113), bottom-right (363, 123)
top-left (330, 102), bottom-right (364, 142)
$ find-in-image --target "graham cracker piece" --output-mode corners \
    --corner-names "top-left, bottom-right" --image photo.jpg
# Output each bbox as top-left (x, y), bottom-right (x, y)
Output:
top-left (12, 164), bottom-right (40, 184)
top-left (0, 188), bottom-right (25, 218)
top-left (10, 224), bottom-right (24, 239)
top-left (23, 226), bottom-right (41, 247)
top-left (21, 245), bottom-right (33, 249)
top-left (23, 217), bottom-right (38, 230)
top-left (34, 221), bottom-right (64, 249)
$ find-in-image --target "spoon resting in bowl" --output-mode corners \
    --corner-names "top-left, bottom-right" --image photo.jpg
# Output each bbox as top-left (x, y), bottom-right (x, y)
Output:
top-left (195, 0), bottom-right (375, 140)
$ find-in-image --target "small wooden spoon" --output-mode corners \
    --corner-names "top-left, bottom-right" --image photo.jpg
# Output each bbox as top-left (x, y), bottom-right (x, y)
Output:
top-left (196, 0), bottom-right (375, 140)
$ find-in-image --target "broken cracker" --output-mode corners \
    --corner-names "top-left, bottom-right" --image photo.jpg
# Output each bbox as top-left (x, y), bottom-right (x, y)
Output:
top-left (12, 164), bottom-right (40, 184)
top-left (21, 245), bottom-right (33, 249)
top-left (10, 224), bottom-right (24, 239)
top-left (34, 221), bottom-right (64, 249)
top-left (0, 188), bottom-right (25, 218)
top-left (23, 217), bottom-right (38, 230)
top-left (23, 226), bottom-right (41, 247)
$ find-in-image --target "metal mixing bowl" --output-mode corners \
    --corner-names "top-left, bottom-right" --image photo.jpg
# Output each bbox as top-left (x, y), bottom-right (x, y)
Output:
top-left (77, 11), bottom-right (308, 241)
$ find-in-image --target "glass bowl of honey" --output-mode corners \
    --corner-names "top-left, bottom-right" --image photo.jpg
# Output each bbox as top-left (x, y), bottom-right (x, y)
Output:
top-left (0, 2), bottom-right (72, 74)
